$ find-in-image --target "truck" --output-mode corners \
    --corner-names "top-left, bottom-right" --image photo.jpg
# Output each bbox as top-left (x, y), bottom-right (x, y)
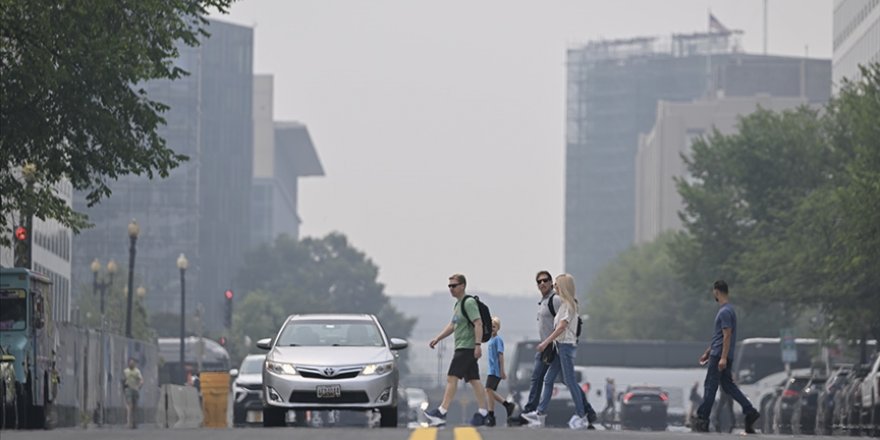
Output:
top-left (0, 267), bottom-right (56, 429)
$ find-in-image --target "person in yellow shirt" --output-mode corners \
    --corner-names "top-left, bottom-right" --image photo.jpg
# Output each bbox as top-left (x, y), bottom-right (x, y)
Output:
top-left (123, 358), bottom-right (144, 429)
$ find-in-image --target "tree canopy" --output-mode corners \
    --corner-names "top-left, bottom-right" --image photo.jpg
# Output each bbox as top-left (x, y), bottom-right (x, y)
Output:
top-left (0, 0), bottom-right (234, 245)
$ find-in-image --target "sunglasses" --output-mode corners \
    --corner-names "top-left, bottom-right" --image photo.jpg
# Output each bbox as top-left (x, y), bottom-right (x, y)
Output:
top-left (537, 278), bottom-right (552, 285)
top-left (448, 283), bottom-right (461, 289)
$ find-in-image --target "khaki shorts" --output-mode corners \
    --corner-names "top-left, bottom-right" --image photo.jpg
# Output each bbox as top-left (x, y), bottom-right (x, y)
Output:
top-left (125, 388), bottom-right (139, 404)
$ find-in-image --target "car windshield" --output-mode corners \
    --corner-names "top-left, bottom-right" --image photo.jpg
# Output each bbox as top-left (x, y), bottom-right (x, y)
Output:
top-left (240, 356), bottom-right (265, 374)
top-left (277, 319), bottom-right (384, 347)
top-left (0, 290), bottom-right (26, 331)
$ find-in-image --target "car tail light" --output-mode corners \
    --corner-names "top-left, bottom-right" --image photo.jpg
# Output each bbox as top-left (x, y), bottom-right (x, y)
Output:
top-left (623, 392), bottom-right (634, 403)
top-left (660, 392), bottom-right (669, 404)
top-left (581, 383), bottom-right (590, 394)
top-left (782, 389), bottom-right (799, 398)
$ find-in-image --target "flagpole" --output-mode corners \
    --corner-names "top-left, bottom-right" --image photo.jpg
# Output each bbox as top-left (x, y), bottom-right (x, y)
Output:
top-left (763, 0), bottom-right (768, 54)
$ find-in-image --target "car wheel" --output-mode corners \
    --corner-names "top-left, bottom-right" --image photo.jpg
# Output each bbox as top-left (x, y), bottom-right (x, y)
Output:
top-left (262, 406), bottom-right (286, 427)
top-left (379, 405), bottom-right (398, 427)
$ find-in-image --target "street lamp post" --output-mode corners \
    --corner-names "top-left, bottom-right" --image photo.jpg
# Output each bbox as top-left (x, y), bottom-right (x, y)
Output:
top-left (125, 219), bottom-right (140, 338)
top-left (177, 253), bottom-right (189, 385)
top-left (90, 258), bottom-right (117, 426)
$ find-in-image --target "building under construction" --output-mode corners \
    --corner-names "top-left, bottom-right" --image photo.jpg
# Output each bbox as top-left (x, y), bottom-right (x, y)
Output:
top-left (565, 30), bottom-right (831, 293)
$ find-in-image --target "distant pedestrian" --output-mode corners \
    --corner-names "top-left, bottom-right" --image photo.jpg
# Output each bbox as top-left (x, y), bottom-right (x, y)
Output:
top-left (693, 280), bottom-right (760, 434)
top-left (521, 274), bottom-right (595, 430)
top-left (687, 381), bottom-right (701, 426)
top-left (123, 358), bottom-right (144, 429)
top-left (484, 316), bottom-right (516, 426)
top-left (424, 274), bottom-right (490, 427)
top-left (515, 270), bottom-right (596, 428)
top-left (601, 377), bottom-right (616, 423)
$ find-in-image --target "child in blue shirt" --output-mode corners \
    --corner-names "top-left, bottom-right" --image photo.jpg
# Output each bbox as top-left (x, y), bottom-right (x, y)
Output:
top-left (485, 316), bottom-right (516, 426)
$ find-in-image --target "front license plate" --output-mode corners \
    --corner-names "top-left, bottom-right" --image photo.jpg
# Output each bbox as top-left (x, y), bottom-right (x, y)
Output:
top-left (640, 404), bottom-right (652, 413)
top-left (316, 384), bottom-right (341, 398)
top-left (246, 410), bottom-right (263, 423)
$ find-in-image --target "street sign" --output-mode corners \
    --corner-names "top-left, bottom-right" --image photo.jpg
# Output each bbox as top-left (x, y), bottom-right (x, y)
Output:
top-left (781, 328), bottom-right (798, 364)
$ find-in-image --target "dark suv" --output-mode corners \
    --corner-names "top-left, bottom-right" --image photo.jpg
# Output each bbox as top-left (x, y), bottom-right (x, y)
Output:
top-left (772, 375), bottom-right (811, 433)
top-left (790, 375), bottom-right (826, 434)
top-left (231, 354), bottom-right (266, 426)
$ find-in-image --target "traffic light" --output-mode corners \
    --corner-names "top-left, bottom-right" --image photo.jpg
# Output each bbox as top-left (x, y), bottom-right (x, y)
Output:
top-left (223, 289), bottom-right (233, 329)
top-left (13, 225), bottom-right (30, 268)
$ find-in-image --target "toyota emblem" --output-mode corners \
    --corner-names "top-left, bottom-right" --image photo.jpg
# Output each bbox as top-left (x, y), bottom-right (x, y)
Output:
top-left (323, 367), bottom-right (335, 377)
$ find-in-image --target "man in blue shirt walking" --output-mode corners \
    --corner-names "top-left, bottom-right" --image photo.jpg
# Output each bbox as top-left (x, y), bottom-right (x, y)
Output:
top-left (693, 280), bottom-right (760, 434)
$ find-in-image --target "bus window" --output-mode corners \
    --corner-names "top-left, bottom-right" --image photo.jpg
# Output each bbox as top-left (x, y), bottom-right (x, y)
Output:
top-left (0, 289), bottom-right (27, 331)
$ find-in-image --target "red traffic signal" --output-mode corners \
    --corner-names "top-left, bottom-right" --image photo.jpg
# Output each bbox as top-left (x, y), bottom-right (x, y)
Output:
top-left (224, 289), bottom-right (233, 300)
top-left (14, 226), bottom-right (27, 241)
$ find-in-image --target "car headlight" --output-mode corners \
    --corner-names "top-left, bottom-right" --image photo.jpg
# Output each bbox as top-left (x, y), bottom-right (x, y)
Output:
top-left (266, 360), bottom-right (298, 376)
top-left (362, 362), bottom-right (394, 375)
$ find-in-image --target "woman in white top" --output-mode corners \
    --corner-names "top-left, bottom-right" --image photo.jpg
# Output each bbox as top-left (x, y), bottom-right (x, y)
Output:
top-left (532, 273), bottom-right (589, 429)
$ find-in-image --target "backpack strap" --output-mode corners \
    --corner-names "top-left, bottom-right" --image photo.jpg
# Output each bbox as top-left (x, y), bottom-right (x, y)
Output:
top-left (547, 293), bottom-right (557, 316)
top-left (460, 295), bottom-right (476, 326)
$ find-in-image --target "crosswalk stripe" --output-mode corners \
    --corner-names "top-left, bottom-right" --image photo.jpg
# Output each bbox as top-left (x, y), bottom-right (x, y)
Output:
top-left (453, 426), bottom-right (481, 440)
top-left (408, 427), bottom-right (438, 440)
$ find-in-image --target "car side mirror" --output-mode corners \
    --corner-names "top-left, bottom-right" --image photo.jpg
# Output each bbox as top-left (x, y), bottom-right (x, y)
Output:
top-left (256, 338), bottom-right (272, 350)
top-left (390, 338), bottom-right (408, 350)
top-left (229, 368), bottom-right (239, 377)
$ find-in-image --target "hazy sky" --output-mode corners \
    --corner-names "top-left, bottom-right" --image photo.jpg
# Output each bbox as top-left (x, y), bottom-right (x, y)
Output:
top-left (217, 0), bottom-right (831, 297)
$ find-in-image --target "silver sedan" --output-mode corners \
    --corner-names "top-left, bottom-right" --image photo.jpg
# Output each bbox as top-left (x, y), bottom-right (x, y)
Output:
top-left (257, 313), bottom-right (408, 427)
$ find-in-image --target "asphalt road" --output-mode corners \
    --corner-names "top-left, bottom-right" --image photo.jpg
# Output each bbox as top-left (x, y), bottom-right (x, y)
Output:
top-left (0, 426), bottom-right (849, 440)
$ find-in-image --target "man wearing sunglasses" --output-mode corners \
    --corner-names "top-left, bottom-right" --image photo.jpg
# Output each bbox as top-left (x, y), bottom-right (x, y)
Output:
top-left (514, 271), bottom-right (597, 428)
top-left (424, 273), bottom-right (490, 426)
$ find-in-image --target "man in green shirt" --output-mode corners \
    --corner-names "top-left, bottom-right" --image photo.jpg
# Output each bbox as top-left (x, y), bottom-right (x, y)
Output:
top-left (424, 273), bottom-right (489, 426)
top-left (123, 358), bottom-right (144, 429)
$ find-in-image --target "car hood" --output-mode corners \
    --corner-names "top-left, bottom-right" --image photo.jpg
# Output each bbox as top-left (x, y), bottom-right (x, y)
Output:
top-left (269, 346), bottom-right (392, 366)
top-left (235, 373), bottom-right (263, 386)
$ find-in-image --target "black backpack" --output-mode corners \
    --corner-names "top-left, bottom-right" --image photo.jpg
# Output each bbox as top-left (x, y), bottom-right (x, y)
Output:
top-left (548, 294), bottom-right (583, 340)
top-left (461, 295), bottom-right (493, 343)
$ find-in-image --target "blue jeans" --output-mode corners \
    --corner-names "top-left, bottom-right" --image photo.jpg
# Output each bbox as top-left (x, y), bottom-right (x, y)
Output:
top-left (537, 343), bottom-right (586, 417)
top-left (696, 355), bottom-right (756, 420)
top-left (523, 351), bottom-right (550, 413)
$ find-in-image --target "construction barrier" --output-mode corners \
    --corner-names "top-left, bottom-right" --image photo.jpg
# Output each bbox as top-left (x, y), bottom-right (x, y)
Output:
top-left (155, 384), bottom-right (203, 428)
top-left (199, 372), bottom-right (229, 428)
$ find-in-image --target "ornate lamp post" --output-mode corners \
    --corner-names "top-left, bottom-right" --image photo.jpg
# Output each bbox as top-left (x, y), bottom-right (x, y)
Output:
top-left (90, 258), bottom-right (116, 426)
top-left (125, 219), bottom-right (140, 338)
top-left (177, 253), bottom-right (189, 385)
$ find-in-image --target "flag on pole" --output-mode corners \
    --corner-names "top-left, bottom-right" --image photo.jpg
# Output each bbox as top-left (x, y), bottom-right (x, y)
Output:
top-left (709, 13), bottom-right (729, 34)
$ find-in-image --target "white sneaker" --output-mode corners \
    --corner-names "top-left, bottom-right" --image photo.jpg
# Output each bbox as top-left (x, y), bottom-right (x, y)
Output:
top-left (568, 414), bottom-right (587, 429)
top-left (521, 411), bottom-right (545, 427)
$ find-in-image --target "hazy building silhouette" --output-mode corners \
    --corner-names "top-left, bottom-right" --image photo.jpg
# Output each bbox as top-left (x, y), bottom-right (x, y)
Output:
top-left (565, 31), bottom-right (830, 292)
top-left (634, 95), bottom-right (810, 245)
top-left (73, 19), bottom-right (254, 330)
top-left (833, 0), bottom-right (879, 92)
top-left (251, 75), bottom-right (324, 246)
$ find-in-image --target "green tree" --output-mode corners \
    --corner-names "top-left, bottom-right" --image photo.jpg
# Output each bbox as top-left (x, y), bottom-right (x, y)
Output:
top-left (0, 0), bottom-right (234, 246)
top-left (229, 233), bottom-right (417, 369)
top-left (673, 64), bottom-right (880, 340)
top-left (586, 232), bottom-right (717, 341)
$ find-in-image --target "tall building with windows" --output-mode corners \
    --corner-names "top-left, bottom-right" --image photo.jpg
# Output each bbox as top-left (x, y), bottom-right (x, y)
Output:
top-left (565, 31), bottom-right (831, 292)
top-left (833, 0), bottom-right (879, 91)
top-left (72, 19), bottom-right (254, 330)
top-left (1, 178), bottom-right (73, 322)
top-left (251, 75), bottom-right (324, 246)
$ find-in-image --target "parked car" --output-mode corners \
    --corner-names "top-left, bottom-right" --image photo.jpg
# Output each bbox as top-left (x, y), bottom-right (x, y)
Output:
top-left (257, 313), bottom-right (408, 427)
top-left (619, 385), bottom-right (668, 431)
top-left (859, 354), bottom-right (880, 437)
top-left (790, 375), bottom-right (826, 435)
top-left (771, 374), bottom-right (811, 434)
top-left (815, 365), bottom-right (853, 435)
top-left (836, 362), bottom-right (871, 435)
top-left (231, 354), bottom-right (266, 426)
